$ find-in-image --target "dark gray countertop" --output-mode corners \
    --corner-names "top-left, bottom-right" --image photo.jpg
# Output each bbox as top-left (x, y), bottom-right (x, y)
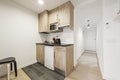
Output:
top-left (36, 43), bottom-right (73, 46)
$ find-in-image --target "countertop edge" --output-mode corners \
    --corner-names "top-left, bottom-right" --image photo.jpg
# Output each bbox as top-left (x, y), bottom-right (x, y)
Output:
top-left (36, 43), bottom-right (74, 46)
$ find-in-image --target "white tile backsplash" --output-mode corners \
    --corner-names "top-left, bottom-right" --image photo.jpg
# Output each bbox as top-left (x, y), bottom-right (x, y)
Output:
top-left (47, 27), bottom-right (74, 44)
top-left (39, 33), bottom-right (48, 43)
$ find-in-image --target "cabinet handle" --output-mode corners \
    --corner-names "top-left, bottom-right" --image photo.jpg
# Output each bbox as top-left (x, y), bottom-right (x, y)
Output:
top-left (56, 14), bottom-right (59, 20)
top-left (58, 19), bottom-right (60, 25)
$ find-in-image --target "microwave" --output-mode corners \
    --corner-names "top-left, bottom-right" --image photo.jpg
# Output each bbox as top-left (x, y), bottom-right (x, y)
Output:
top-left (50, 24), bottom-right (59, 31)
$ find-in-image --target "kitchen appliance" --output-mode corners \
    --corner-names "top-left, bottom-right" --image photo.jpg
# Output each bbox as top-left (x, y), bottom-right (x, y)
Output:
top-left (52, 37), bottom-right (56, 44)
top-left (50, 23), bottom-right (59, 31)
top-left (45, 46), bottom-right (54, 70)
top-left (56, 38), bottom-right (61, 44)
top-left (56, 36), bottom-right (61, 44)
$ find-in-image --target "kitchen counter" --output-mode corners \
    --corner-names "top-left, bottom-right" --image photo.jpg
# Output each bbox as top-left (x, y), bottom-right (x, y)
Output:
top-left (36, 43), bottom-right (74, 76)
top-left (36, 43), bottom-right (73, 46)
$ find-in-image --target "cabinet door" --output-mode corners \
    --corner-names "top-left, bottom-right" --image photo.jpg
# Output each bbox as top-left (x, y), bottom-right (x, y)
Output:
top-left (54, 46), bottom-right (66, 72)
top-left (49, 8), bottom-right (59, 24)
top-left (38, 10), bottom-right (49, 32)
top-left (36, 45), bottom-right (44, 64)
top-left (45, 46), bottom-right (54, 70)
top-left (66, 46), bottom-right (74, 76)
top-left (58, 1), bottom-right (74, 30)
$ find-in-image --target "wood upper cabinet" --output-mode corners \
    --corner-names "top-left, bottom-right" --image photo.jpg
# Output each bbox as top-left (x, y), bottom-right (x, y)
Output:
top-left (36, 45), bottom-right (44, 64)
top-left (48, 1), bottom-right (74, 30)
top-left (54, 46), bottom-right (74, 76)
top-left (49, 8), bottom-right (59, 24)
top-left (58, 1), bottom-right (74, 30)
top-left (38, 1), bottom-right (74, 33)
top-left (38, 10), bottom-right (49, 32)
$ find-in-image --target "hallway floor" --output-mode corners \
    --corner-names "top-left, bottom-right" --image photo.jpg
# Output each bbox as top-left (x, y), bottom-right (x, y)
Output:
top-left (0, 69), bottom-right (31, 80)
top-left (65, 51), bottom-right (103, 80)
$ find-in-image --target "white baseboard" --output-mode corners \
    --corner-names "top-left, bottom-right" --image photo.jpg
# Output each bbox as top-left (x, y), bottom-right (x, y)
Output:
top-left (74, 50), bottom-right (85, 68)
top-left (103, 75), bottom-right (113, 80)
top-left (84, 50), bottom-right (96, 53)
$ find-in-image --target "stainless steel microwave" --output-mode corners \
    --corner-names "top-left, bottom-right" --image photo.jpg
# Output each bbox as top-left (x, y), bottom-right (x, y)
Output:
top-left (50, 24), bottom-right (59, 31)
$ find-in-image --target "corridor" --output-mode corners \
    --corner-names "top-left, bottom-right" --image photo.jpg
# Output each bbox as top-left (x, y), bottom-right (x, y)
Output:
top-left (65, 51), bottom-right (102, 80)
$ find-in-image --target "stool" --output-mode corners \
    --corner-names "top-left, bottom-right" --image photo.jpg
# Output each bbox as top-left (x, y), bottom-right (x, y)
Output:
top-left (0, 57), bottom-right (17, 80)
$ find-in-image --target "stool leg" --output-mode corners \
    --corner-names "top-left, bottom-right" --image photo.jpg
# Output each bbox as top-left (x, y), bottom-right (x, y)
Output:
top-left (13, 61), bottom-right (17, 77)
top-left (10, 63), bottom-right (13, 71)
top-left (7, 64), bottom-right (10, 80)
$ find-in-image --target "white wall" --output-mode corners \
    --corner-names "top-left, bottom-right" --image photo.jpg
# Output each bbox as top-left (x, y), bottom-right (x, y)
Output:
top-left (0, 0), bottom-right (42, 76)
top-left (96, 21), bottom-right (103, 77)
top-left (74, 7), bottom-right (85, 66)
top-left (84, 27), bottom-right (96, 51)
top-left (102, 0), bottom-right (120, 79)
top-left (97, 0), bottom-right (120, 79)
top-left (74, 25), bottom-right (84, 66)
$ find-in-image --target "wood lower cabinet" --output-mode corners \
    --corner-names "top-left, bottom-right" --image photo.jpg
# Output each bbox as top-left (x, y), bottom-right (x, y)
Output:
top-left (54, 47), bottom-right (66, 71)
top-left (54, 46), bottom-right (74, 76)
top-left (36, 45), bottom-right (44, 64)
top-left (38, 10), bottom-right (49, 32)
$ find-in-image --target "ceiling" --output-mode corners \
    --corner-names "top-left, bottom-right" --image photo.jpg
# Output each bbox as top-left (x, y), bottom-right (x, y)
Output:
top-left (2, 0), bottom-right (100, 30)
top-left (12, 0), bottom-right (69, 13)
top-left (11, 0), bottom-right (88, 13)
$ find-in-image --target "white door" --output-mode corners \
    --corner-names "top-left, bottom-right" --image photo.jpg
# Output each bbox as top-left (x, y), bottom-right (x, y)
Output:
top-left (84, 27), bottom-right (96, 51)
top-left (45, 46), bottom-right (54, 70)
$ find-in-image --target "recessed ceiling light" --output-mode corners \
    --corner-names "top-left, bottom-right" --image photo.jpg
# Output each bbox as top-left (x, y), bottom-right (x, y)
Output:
top-left (87, 26), bottom-right (90, 29)
top-left (87, 24), bottom-right (90, 29)
top-left (38, 0), bottom-right (44, 5)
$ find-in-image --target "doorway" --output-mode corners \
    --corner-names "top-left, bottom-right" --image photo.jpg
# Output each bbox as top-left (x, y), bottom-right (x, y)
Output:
top-left (84, 27), bottom-right (96, 51)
